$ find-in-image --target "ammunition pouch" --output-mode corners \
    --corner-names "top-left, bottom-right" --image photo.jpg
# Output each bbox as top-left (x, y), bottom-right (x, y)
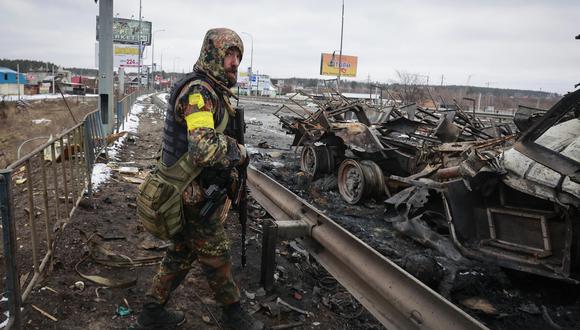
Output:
top-left (137, 154), bottom-right (202, 240)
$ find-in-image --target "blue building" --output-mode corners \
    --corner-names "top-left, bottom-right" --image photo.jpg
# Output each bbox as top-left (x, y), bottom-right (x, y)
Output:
top-left (0, 67), bottom-right (28, 95)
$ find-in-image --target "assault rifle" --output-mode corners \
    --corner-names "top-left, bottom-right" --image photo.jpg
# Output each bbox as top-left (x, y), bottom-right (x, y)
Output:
top-left (233, 106), bottom-right (248, 267)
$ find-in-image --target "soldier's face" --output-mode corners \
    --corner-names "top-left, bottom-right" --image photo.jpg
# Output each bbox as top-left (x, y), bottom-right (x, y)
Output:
top-left (223, 47), bottom-right (241, 86)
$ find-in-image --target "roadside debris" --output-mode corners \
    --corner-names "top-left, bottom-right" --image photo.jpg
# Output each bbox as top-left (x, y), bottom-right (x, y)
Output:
top-left (71, 281), bottom-right (85, 292)
top-left (276, 297), bottom-right (313, 317)
top-left (31, 304), bottom-right (58, 322)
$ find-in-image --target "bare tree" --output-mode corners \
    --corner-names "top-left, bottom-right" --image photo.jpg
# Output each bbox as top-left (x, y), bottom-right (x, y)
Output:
top-left (393, 70), bottom-right (426, 104)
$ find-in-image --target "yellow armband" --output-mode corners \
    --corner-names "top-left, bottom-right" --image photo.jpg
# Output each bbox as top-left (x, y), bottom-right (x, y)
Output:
top-left (185, 111), bottom-right (214, 130)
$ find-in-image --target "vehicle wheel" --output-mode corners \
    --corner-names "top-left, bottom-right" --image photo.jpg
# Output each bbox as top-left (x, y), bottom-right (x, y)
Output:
top-left (338, 159), bottom-right (385, 204)
top-left (300, 145), bottom-right (333, 178)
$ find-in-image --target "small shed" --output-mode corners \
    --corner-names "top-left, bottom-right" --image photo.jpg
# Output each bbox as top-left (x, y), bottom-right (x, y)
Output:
top-left (0, 67), bottom-right (28, 95)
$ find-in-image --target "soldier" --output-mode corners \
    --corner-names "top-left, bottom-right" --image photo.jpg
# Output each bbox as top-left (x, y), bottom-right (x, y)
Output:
top-left (135, 28), bottom-right (263, 330)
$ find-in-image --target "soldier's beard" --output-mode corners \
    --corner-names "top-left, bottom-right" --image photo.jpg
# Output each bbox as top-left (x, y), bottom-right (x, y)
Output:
top-left (225, 70), bottom-right (237, 87)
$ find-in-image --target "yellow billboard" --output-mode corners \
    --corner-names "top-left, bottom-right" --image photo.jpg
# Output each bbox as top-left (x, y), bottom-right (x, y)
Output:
top-left (320, 53), bottom-right (358, 77)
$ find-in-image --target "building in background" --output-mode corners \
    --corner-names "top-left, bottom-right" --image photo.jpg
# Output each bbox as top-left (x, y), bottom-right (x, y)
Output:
top-left (236, 70), bottom-right (278, 97)
top-left (0, 67), bottom-right (28, 95)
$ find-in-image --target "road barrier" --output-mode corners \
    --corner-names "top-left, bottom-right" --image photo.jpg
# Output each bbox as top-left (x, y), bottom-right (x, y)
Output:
top-left (115, 92), bottom-right (139, 133)
top-left (0, 90), bottom-right (149, 329)
top-left (248, 166), bottom-right (488, 330)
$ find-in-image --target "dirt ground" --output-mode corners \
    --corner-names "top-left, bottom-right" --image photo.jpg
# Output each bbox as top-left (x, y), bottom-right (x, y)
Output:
top-left (0, 96), bottom-right (98, 167)
top-left (6, 95), bottom-right (580, 329)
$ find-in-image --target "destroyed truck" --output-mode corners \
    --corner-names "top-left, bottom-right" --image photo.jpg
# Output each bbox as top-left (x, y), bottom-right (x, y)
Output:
top-left (443, 89), bottom-right (580, 282)
top-left (275, 90), bottom-right (511, 204)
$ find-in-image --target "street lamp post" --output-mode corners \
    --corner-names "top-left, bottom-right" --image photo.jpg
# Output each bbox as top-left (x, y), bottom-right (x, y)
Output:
top-left (241, 32), bottom-right (253, 96)
top-left (337, 0), bottom-right (344, 90)
top-left (172, 57), bottom-right (181, 84)
top-left (137, 0), bottom-right (142, 91)
top-left (151, 29), bottom-right (165, 90)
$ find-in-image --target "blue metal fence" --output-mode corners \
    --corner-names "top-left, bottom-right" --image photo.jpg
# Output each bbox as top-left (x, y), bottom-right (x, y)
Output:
top-left (0, 90), bottom-right (149, 329)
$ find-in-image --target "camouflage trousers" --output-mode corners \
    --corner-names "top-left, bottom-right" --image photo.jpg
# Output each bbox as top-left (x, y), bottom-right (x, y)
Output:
top-left (147, 201), bottom-right (240, 306)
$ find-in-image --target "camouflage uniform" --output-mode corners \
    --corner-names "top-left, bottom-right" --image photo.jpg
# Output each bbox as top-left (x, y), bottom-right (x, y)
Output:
top-left (147, 28), bottom-right (244, 307)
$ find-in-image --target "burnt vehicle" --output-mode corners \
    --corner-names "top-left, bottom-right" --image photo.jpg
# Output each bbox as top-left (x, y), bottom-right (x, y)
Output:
top-left (444, 89), bottom-right (580, 281)
top-left (276, 90), bottom-right (511, 204)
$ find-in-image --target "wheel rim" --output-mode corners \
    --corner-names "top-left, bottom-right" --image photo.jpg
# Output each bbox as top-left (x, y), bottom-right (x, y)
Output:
top-left (301, 146), bottom-right (317, 176)
top-left (338, 159), bottom-right (365, 204)
top-left (300, 145), bottom-right (333, 178)
top-left (338, 159), bottom-right (385, 204)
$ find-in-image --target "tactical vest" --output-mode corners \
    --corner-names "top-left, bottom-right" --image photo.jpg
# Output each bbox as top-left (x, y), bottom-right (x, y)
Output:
top-left (162, 73), bottom-right (228, 167)
top-left (137, 73), bottom-right (230, 240)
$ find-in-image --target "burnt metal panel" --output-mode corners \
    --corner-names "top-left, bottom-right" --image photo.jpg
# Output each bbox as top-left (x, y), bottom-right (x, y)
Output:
top-left (513, 89), bottom-right (580, 182)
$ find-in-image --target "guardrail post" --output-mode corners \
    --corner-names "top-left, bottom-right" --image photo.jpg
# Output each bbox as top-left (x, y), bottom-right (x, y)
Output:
top-left (260, 220), bottom-right (310, 291)
top-left (260, 220), bottom-right (278, 291)
top-left (0, 169), bottom-right (22, 329)
top-left (116, 100), bottom-right (122, 133)
top-left (83, 121), bottom-right (95, 200)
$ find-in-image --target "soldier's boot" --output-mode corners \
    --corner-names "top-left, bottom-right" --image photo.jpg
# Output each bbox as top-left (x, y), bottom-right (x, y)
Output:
top-left (222, 302), bottom-right (264, 330)
top-left (134, 302), bottom-right (186, 329)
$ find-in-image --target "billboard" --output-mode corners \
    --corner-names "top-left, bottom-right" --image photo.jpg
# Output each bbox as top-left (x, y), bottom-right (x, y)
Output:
top-left (320, 53), bottom-right (357, 77)
top-left (96, 17), bottom-right (152, 45)
top-left (114, 44), bottom-right (140, 67)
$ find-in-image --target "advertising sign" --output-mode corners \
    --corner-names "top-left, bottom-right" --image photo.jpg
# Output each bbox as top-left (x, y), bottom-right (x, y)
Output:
top-left (114, 44), bottom-right (140, 67)
top-left (319, 53), bottom-right (358, 77)
top-left (96, 17), bottom-right (152, 45)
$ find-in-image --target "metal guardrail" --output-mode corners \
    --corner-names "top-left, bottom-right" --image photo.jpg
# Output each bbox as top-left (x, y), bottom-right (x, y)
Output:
top-left (0, 109), bottom-right (105, 329)
top-left (248, 166), bottom-right (488, 330)
top-left (115, 92), bottom-right (139, 133)
top-left (0, 90), bottom-right (147, 329)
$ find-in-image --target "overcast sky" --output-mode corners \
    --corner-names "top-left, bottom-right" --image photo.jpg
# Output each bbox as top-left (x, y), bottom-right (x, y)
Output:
top-left (1, 0), bottom-right (579, 93)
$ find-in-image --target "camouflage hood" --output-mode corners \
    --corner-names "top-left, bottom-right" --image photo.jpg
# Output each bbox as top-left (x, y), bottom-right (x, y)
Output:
top-left (195, 28), bottom-right (244, 88)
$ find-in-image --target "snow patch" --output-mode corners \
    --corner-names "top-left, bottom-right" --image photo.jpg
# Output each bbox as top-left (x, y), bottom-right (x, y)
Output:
top-left (91, 163), bottom-right (112, 191)
top-left (246, 146), bottom-right (261, 155)
top-left (32, 118), bottom-right (51, 125)
top-left (107, 101), bottom-right (151, 160)
top-left (137, 92), bottom-right (155, 102)
top-left (158, 93), bottom-right (169, 102)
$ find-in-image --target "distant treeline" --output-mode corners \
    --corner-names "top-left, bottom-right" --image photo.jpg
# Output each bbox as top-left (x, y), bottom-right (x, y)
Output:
top-left (0, 58), bottom-right (98, 76)
top-left (272, 77), bottom-right (559, 99)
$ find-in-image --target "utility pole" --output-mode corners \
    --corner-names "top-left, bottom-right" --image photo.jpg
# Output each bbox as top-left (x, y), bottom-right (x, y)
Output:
top-left (16, 64), bottom-right (20, 100)
top-left (52, 66), bottom-right (55, 94)
top-left (137, 0), bottom-right (142, 91)
top-left (241, 32), bottom-right (254, 96)
top-left (337, 0), bottom-right (344, 90)
top-left (256, 71), bottom-right (260, 96)
top-left (368, 74), bottom-right (371, 100)
top-left (440, 74), bottom-right (444, 86)
top-left (485, 81), bottom-right (497, 111)
top-left (151, 29), bottom-right (165, 90)
top-left (98, 0), bottom-right (114, 134)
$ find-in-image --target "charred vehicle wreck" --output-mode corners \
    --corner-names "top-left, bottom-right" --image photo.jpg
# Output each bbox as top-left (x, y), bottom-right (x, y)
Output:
top-left (278, 87), bottom-right (580, 282)
top-left (444, 89), bottom-right (580, 282)
top-left (275, 90), bottom-right (510, 204)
